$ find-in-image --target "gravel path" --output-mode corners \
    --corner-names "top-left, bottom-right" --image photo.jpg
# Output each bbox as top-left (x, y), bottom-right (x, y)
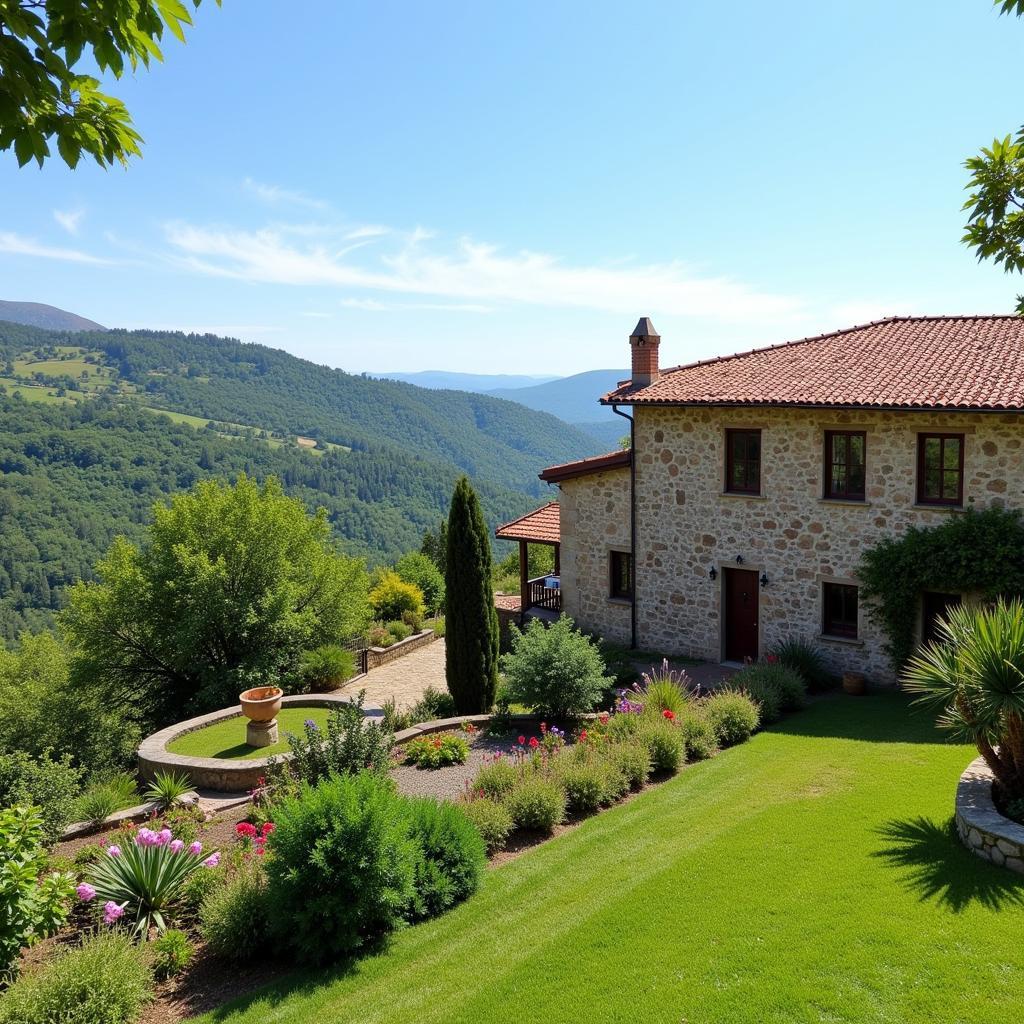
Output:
top-left (392, 732), bottom-right (514, 801)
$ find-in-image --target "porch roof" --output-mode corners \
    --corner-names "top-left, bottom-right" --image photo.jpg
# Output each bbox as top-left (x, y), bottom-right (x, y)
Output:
top-left (538, 448), bottom-right (631, 483)
top-left (495, 502), bottom-right (560, 545)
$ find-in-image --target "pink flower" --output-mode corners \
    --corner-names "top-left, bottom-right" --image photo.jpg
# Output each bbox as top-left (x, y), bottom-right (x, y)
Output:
top-left (188, 841), bottom-right (202, 856)
top-left (103, 901), bottom-right (124, 925)
top-left (157, 828), bottom-right (173, 846)
top-left (135, 827), bottom-right (157, 847)
top-left (202, 852), bottom-right (220, 868)
top-left (236, 822), bottom-right (257, 839)
top-left (76, 883), bottom-right (96, 902)
top-left (169, 839), bottom-right (184, 854)
top-left (261, 822), bottom-right (275, 837)
top-left (106, 845), bottom-right (121, 858)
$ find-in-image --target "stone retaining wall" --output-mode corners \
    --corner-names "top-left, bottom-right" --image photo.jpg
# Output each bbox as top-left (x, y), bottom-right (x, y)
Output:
top-left (955, 755), bottom-right (1024, 874)
top-left (367, 628), bottom-right (436, 669)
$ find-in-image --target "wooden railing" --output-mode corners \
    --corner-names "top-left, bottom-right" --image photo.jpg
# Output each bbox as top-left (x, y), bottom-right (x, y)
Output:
top-left (527, 575), bottom-right (562, 612)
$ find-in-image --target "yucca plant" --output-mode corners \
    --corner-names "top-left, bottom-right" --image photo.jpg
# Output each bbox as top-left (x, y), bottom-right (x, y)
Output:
top-left (80, 827), bottom-right (219, 934)
top-left (903, 598), bottom-right (1024, 801)
top-left (144, 770), bottom-right (192, 811)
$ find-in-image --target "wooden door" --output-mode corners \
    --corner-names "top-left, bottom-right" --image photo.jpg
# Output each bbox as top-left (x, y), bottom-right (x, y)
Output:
top-left (922, 592), bottom-right (960, 646)
top-left (724, 568), bottom-right (759, 662)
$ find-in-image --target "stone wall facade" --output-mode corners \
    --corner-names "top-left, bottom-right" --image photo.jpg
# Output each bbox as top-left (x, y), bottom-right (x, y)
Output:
top-left (559, 466), bottom-right (632, 646)
top-left (561, 405), bottom-right (1024, 681)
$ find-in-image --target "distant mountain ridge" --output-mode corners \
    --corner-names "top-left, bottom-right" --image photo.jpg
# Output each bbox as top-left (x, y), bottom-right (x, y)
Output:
top-left (0, 300), bottom-right (105, 332)
top-left (371, 369), bottom-right (559, 391)
top-left (486, 369), bottom-right (629, 426)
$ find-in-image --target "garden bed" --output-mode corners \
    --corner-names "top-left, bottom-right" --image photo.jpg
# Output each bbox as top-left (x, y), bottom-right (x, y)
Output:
top-left (955, 756), bottom-right (1024, 874)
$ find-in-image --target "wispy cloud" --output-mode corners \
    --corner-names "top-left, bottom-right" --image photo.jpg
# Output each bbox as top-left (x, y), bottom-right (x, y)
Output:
top-left (0, 231), bottom-right (109, 265)
top-left (164, 221), bottom-right (804, 323)
top-left (241, 178), bottom-right (328, 211)
top-left (53, 209), bottom-right (85, 235)
top-left (339, 297), bottom-right (491, 313)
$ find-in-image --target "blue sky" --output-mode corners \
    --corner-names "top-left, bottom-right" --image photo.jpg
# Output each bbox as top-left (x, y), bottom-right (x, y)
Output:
top-left (1, 1), bottom-right (1023, 375)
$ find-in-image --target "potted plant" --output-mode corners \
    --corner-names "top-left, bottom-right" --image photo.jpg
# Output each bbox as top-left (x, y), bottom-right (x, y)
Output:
top-left (239, 685), bottom-right (284, 747)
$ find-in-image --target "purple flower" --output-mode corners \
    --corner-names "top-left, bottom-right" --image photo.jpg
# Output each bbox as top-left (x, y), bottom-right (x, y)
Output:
top-left (202, 852), bottom-right (220, 868)
top-left (188, 841), bottom-right (202, 855)
top-left (106, 845), bottom-right (121, 858)
top-left (305, 719), bottom-right (319, 730)
top-left (157, 828), bottom-right (173, 846)
top-left (76, 883), bottom-right (96, 902)
top-left (135, 827), bottom-right (159, 847)
top-left (103, 901), bottom-right (125, 925)
top-left (169, 839), bottom-right (184, 854)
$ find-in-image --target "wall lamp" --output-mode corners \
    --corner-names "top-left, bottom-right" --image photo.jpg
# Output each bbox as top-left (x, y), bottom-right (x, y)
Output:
top-left (760, 572), bottom-right (769, 589)
top-left (708, 566), bottom-right (717, 581)
top-left (735, 555), bottom-right (744, 564)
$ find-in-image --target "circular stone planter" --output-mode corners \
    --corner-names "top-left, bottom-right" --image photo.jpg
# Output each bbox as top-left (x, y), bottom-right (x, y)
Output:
top-left (138, 694), bottom-right (383, 793)
top-left (955, 756), bottom-right (1024, 875)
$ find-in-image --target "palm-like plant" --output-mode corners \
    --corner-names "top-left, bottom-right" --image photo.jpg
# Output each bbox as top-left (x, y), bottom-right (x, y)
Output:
top-left (903, 598), bottom-right (1024, 801)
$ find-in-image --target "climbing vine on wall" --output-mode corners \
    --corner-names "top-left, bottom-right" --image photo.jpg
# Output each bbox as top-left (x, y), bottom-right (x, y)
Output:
top-left (858, 507), bottom-right (1024, 670)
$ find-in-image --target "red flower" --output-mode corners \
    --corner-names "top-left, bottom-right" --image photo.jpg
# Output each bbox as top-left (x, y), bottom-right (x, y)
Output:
top-left (598, 713), bottom-right (609, 725)
top-left (580, 729), bottom-right (588, 741)
top-left (529, 737), bottom-right (539, 748)
top-left (662, 709), bottom-right (676, 721)
top-left (236, 822), bottom-right (257, 838)
top-left (766, 654), bottom-right (778, 664)
top-left (518, 735), bottom-right (525, 745)
top-left (540, 722), bottom-right (547, 734)
top-left (261, 822), bottom-right (275, 836)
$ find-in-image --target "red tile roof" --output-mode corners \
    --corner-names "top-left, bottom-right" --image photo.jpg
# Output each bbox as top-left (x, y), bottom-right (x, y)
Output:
top-left (601, 316), bottom-right (1024, 411)
top-left (495, 502), bottom-right (560, 544)
top-left (538, 449), bottom-right (631, 483)
top-left (494, 594), bottom-right (522, 611)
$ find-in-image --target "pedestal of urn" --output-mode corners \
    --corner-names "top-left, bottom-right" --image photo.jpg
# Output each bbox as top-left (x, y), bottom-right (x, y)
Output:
top-left (239, 686), bottom-right (284, 748)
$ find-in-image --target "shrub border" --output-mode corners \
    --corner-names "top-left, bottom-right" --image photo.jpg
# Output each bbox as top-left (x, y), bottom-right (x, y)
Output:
top-left (955, 756), bottom-right (1024, 874)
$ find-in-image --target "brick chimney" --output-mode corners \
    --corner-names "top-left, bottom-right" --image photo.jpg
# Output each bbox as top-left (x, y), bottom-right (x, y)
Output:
top-left (629, 317), bottom-right (660, 386)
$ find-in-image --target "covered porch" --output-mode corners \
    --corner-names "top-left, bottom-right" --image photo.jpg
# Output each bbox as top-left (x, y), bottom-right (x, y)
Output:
top-left (494, 502), bottom-right (561, 625)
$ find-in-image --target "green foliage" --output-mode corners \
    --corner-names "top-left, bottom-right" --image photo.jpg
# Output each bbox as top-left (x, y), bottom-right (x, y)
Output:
top-left (631, 659), bottom-right (693, 714)
top-left (677, 712), bottom-right (718, 761)
top-left (859, 507), bottom-right (1024, 670)
top-left (733, 664), bottom-right (793, 723)
top-left (769, 638), bottom-right (834, 693)
top-left (608, 740), bottom-right (652, 791)
top-left (407, 685), bottom-right (456, 725)
top-left (403, 733), bottom-right (470, 770)
top-left (149, 929), bottom-right (194, 980)
top-left (501, 615), bottom-right (610, 718)
top-left (266, 773), bottom-right (418, 963)
top-left (0, 751), bottom-right (81, 845)
top-left (282, 692), bottom-right (394, 785)
top-left (555, 761), bottom-right (606, 815)
top-left (405, 798), bottom-right (485, 920)
top-left (298, 645), bottom-right (356, 691)
top-left (143, 771), bottom-right (192, 811)
top-left (505, 777), bottom-right (566, 833)
top-left (445, 478), bottom-right (500, 714)
top-left (75, 787), bottom-right (119, 828)
top-left (199, 861), bottom-right (270, 963)
top-left (420, 521), bottom-right (448, 579)
top-left (0, 1), bottom-right (218, 170)
top-left (394, 552), bottom-right (445, 614)
top-left (459, 798), bottom-right (514, 854)
top-left (637, 720), bottom-right (685, 774)
top-left (62, 475), bottom-right (371, 725)
top-left (0, 806), bottom-right (74, 980)
top-left (472, 758), bottom-right (518, 801)
top-left (703, 690), bottom-right (761, 747)
top-left (0, 932), bottom-right (151, 1024)
top-left (903, 598), bottom-right (1024, 800)
top-left (386, 620), bottom-right (413, 642)
top-left (177, 861), bottom-right (223, 917)
top-left (369, 570), bottom-right (424, 623)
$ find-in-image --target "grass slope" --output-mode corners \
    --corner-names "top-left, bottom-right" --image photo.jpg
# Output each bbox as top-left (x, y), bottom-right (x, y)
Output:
top-left (166, 708), bottom-right (332, 760)
top-left (200, 693), bottom-right (1024, 1024)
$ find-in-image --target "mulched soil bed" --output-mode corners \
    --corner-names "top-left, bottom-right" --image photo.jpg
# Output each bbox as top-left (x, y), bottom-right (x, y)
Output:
top-left (391, 731), bottom-right (524, 800)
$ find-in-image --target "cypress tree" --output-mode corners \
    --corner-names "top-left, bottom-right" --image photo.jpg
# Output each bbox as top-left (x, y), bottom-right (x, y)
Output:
top-left (444, 476), bottom-right (499, 713)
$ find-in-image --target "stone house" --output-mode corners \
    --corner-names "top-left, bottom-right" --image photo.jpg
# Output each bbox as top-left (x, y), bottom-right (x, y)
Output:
top-left (498, 315), bottom-right (1024, 682)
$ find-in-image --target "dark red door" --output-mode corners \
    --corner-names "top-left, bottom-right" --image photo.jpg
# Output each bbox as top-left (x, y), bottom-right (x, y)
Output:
top-left (724, 568), bottom-right (759, 662)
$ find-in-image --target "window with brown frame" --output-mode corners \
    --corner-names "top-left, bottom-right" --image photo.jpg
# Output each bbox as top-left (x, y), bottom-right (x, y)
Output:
top-left (822, 582), bottom-right (859, 639)
top-left (609, 551), bottom-right (633, 601)
top-left (916, 433), bottom-right (964, 506)
top-left (725, 429), bottom-right (761, 494)
top-left (824, 430), bottom-right (866, 501)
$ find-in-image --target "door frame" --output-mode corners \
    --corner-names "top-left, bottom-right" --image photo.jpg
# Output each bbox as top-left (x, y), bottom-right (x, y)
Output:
top-left (720, 565), bottom-right (761, 663)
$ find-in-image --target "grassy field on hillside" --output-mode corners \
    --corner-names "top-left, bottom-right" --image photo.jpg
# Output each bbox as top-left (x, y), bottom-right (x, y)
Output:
top-left (197, 693), bottom-right (1024, 1024)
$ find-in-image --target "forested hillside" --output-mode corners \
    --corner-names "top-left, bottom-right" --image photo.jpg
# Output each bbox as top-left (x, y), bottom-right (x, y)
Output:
top-left (0, 321), bottom-right (596, 640)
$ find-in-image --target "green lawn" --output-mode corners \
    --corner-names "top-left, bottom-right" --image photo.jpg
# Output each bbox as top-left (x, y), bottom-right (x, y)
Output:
top-left (166, 708), bottom-right (331, 760)
top-left (198, 693), bottom-right (1024, 1023)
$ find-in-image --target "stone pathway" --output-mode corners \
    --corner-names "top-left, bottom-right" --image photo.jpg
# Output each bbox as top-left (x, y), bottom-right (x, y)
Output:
top-left (338, 637), bottom-right (448, 710)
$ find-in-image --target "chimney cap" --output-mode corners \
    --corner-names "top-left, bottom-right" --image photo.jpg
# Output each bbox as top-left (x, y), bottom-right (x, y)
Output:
top-left (630, 317), bottom-right (660, 339)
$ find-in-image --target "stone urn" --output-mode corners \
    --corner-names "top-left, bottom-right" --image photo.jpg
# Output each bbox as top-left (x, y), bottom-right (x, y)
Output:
top-left (239, 686), bottom-right (284, 747)
top-left (842, 671), bottom-right (867, 697)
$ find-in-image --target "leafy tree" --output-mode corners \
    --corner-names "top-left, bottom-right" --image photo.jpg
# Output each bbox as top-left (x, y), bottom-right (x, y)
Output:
top-left (394, 551), bottom-right (444, 614)
top-left (444, 477), bottom-right (499, 713)
top-left (0, 0), bottom-right (218, 169)
top-left (368, 570), bottom-right (424, 622)
top-left (962, 3), bottom-right (1024, 312)
top-left (420, 520), bottom-right (448, 577)
top-left (61, 475), bottom-right (371, 726)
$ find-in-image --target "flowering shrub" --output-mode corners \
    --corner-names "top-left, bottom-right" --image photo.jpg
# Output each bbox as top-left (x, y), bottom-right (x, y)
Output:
top-left (403, 733), bottom-right (469, 770)
top-left (472, 756), bottom-right (517, 800)
top-left (80, 826), bottom-right (219, 934)
top-left (235, 820), bottom-right (275, 857)
top-left (630, 659), bottom-right (694, 715)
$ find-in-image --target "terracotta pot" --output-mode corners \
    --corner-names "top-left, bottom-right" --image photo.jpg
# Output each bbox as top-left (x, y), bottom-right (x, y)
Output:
top-left (239, 686), bottom-right (283, 722)
top-left (842, 672), bottom-right (867, 697)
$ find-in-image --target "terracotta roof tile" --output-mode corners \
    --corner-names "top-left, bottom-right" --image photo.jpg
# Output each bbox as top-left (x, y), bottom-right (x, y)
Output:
top-left (601, 316), bottom-right (1024, 410)
top-left (494, 594), bottom-right (522, 611)
top-left (495, 502), bottom-right (560, 544)
top-left (538, 449), bottom-right (631, 483)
